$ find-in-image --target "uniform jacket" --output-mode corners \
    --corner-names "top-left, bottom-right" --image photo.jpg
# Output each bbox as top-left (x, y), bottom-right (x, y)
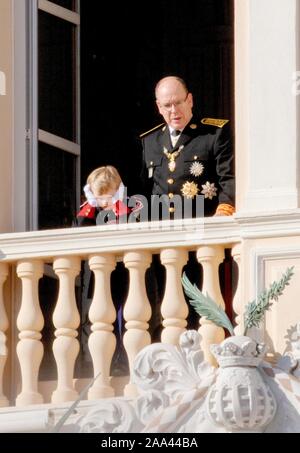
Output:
top-left (76, 197), bottom-right (143, 227)
top-left (140, 118), bottom-right (235, 217)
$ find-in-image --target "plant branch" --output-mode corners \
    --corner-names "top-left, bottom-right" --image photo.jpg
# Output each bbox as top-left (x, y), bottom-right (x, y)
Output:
top-left (243, 267), bottom-right (294, 335)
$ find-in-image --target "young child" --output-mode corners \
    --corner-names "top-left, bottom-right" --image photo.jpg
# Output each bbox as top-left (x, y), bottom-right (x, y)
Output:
top-left (77, 165), bottom-right (143, 226)
top-left (76, 166), bottom-right (144, 376)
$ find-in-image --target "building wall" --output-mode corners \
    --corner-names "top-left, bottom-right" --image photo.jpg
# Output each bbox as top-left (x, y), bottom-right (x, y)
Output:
top-left (235, 0), bottom-right (300, 213)
top-left (0, 0), bottom-right (13, 233)
top-left (242, 235), bottom-right (300, 358)
top-left (234, 0), bottom-right (249, 212)
top-left (234, 0), bottom-right (300, 355)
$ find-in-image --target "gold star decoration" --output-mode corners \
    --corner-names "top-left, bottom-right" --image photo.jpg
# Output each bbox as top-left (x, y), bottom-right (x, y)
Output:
top-left (181, 181), bottom-right (199, 199)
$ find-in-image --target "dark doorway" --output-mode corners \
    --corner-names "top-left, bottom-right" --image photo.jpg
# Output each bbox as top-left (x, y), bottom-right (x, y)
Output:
top-left (80, 0), bottom-right (234, 195)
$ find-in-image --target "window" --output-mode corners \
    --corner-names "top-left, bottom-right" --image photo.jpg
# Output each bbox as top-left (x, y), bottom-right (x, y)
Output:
top-left (28, 0), bottom-right (80, 229)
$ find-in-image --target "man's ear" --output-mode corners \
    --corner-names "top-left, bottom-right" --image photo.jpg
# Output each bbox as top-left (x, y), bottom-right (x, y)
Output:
top-left (156, 100), bottom-right (163, 115)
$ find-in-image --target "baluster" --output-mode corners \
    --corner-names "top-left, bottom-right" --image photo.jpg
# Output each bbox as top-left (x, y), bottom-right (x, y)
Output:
top-left (232, 244), bottom-right (243, 335)
top-left (0, 263), bottom-right (9, 407)
top-left (16, 260), bottom-right (44, 406)
top-left (197, 246), bottom-right (225, 366)
top-left (88, 254), bottom-right (116, 399)
top-left (123, 251), bottom-right (152, 397)
top-left (160, 248), bottom-right (188, 344)
top-left (52, 257), bottom-right (80, 403)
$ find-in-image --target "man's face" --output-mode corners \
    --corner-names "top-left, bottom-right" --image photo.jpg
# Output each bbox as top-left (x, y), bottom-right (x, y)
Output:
top-left (156, 79), bottom-right (193, 130)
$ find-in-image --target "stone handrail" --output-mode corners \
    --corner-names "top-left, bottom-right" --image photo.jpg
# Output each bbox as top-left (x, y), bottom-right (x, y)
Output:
top-left (0, 217), bottom-right (241, 408)
top-left (0, 217), bottom-right (240, 260)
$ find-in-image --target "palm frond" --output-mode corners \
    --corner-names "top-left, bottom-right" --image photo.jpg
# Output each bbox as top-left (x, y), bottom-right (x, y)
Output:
top-left (182, 272), bottom-right (234, 336)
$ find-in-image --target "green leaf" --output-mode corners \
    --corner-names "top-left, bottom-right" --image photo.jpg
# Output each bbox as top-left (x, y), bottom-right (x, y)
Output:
top-left (182, 272), bottom-right (235, 336)
top-left (244, 266), bottom-right (294, 335)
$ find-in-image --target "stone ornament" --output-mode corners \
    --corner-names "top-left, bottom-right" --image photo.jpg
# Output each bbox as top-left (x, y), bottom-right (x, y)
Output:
top-left (210, 335), bottom-right (267, 368)
top-left (78, 400), bottom-right (137, 433)
top-left (276, 322), bottom-right (300, 378)
top-left (133, 330), bottom-right (215, 398)
top-left (73, 331), bottom-right (300, 433)
top-left (207, 336), bottom-right (277, 433)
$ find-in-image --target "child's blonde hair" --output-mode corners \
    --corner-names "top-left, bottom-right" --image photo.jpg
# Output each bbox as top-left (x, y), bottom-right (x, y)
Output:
top-left (87, 166), bottom-right (122, 196)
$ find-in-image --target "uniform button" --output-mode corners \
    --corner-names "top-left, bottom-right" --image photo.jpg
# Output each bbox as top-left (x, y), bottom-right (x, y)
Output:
top-left (169, 193), bottom-right (174, 199)
top-left (169, 207), bottom-right (175, 213)
top-left (167, 179), bottom-right (174, 185)
top-left (194, 156), bottom-right (198, 160)
top-left (150, 161), bottom-right (154, 166)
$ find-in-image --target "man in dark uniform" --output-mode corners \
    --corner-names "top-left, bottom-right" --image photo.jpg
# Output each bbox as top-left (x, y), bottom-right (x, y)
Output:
top-left (140, 76), bottom-right (235, 218)
top-left (140, 76), bottom-right (235, 335)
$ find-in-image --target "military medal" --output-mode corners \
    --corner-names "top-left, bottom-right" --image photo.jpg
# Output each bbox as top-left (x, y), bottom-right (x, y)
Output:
top-left (181, 181), bottom-right (199, 199)
top-left (168, 159), bottom-right (176, 172)
top-left (201, 181), bottom-right (218, 200)
top-left (190, 161), bottom-right (204, 177)
top-left (163, 145), bottom-right (184, 173)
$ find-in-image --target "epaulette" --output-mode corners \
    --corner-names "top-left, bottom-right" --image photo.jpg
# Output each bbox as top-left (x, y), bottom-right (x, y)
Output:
top-left (77, 203), bottom-right (96, 219)
top-left (113, 200), bottom-right (131, 216)
top-left (201, 118), bottom-right (229, 128)
top-left (139, 122), bottom-right (166, 138)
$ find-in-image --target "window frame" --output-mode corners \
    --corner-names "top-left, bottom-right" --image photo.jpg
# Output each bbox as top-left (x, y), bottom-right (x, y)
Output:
top-left (27, 0), bottom-right (81, 230)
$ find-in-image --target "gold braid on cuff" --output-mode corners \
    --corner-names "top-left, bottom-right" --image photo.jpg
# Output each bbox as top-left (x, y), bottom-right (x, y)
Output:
top-left (215, 203), bottom-right (235, 216)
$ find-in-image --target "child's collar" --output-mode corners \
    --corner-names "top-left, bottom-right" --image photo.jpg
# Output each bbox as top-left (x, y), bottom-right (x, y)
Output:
top-left (83, 182), bottom-right (125, 207)
top-left (112, 182), bottom-right (125, 203)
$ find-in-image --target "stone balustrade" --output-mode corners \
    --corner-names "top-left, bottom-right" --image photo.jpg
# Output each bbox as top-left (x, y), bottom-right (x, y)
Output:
top-left (0, 217), bottom-right (240, 408)
top-left (16, 260), bottom-right (44, 406)
top-left (0, 263), bottom-right (9, 407)
top-left (88, 254), bottom-right (116, 400)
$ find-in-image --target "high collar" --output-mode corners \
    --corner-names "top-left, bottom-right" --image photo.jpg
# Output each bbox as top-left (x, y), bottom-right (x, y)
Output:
top-left (159, 119), bottom-right (197, 151)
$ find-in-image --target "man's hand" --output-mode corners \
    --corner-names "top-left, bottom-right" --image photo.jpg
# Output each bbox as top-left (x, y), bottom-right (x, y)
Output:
top-left (214, 204), bottom-right (235, 216)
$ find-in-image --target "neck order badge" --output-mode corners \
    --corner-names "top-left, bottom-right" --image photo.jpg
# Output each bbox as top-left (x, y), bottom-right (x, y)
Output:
top-left (163, 145), bottom-right (184, 172)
